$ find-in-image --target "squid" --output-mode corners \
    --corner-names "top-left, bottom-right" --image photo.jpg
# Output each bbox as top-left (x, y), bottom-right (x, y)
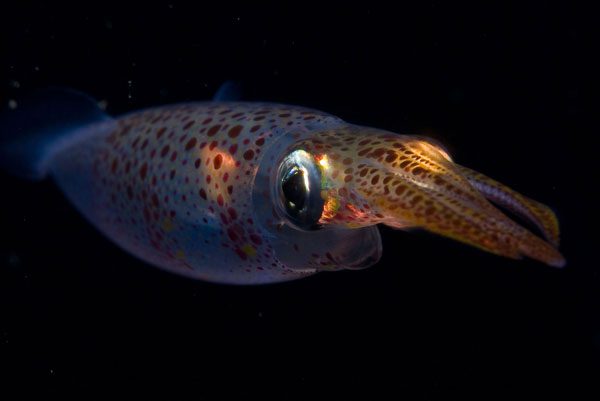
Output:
top-left (0, 87), bottom-right (565, 284)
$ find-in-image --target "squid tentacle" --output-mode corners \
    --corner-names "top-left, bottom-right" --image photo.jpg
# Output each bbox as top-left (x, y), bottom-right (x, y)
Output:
top-left (456, 165), bottom-right (560, 247)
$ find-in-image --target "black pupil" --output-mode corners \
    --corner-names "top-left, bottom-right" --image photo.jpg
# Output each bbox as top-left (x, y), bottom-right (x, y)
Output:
top-left (282, 168), bottom-right (306, 210)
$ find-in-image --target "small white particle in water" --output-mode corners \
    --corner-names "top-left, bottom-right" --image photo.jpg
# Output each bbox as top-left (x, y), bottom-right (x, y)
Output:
top-left (97, 100), bottom-right (108, 110)
top-left (9, 80), bottom-right (20, 88)
top-left (8, 99), bottom-right (17, 109)
top-left (258, 312), bottom-right (263, 318)
top-left (34, 66), bottom-right (40, 71)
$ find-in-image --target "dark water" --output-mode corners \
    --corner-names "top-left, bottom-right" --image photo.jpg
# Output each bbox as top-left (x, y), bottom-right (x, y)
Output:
top-left (1, 3), bottom-right (595, 399)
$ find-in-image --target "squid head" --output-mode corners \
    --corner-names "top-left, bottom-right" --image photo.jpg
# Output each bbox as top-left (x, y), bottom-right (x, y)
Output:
top-left (256, 124), bottom-right (565, 275)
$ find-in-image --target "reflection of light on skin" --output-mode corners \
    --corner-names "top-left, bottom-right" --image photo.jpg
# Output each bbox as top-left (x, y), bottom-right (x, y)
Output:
top-left (317, 154), bottom-right (329, 168)
top-left (411, 140), bottom-right (453, 162)
top-left (314, 153), bottom-right (339, 223)
top-left (319, 189), bottom-right (339, 222)
top-left (199, 146), bottom-right (238, 204)
top-left (345, 203), bottom-right (369, 220)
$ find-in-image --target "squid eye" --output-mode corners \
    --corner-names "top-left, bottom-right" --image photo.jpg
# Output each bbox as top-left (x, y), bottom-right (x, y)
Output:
top-left (276, 149), bottom-right (325, 230)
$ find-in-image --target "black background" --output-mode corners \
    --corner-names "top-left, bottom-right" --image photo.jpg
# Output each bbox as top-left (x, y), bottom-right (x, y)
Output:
top-left (0, 3), bottom-right (596, 399)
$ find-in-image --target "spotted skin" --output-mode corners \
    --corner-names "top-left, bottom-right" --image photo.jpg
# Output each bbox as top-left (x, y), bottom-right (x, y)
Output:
top-left (49, 102), bottom-right (367, 284)
top-left (293, 126), bottom-right (565, 267)
top-left (455, 165), bottom-right (561, 247)
top-left (46, 101), bottom-right (564, 284)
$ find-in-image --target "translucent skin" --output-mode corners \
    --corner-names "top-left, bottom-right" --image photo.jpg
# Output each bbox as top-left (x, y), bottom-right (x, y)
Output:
top-left (49, 102), bottom-right (381, 284)
top-left (47, 102), bottom-right (564, 284)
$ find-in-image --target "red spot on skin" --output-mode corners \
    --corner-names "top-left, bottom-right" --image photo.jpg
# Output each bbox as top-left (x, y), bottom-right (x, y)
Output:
top-left (231, 112), bottom-right (244, 118)
top-left (228, 207), bottom-right (237, 220)
top-left (202, 118), bottom-right (212, 125)
top-left (161, 145), bottom-right (170, 157)
top-left (185, 138), bottom-right (197, 151)
top-left (228, 125), bottom-right (243, 138)
top-left (371, 148), bottom-right (386, 158)
top-left (182, 120), bottom-right (195, 130)
top-left (412, 167), bottom-right (425, 176)
top-left (279, 113), bottom-right (291, 118)
top-left (385, 153), bottom-right (397, 163)
top-left (151, 194), bottom-right (160, 207)
top-left (250, 125), bottom-right (261, 132)
top-left (217, 194), bottom-right (224, 206)
top-left (250, 234), bottom-right (262, 245)
top-left (139, 163), bottom-right (148, 179)
top-left (141, 139), bottom-right (149, 150)
top-left (229, 144), bottom-right (238, 155)
top-left (170, 170), bottom-right (176, 180)
top-left (223, 172), bottom-right (229, 182)
top-left (156, 127), bottom-right (166, 139)
top-left (243, 139), bottom-right (250, 145)
top-left (207, 125), bottom-right (221, 137)
top-left (220, 213), bottom-right (229, 224)
top-left (227, 228), bottom-right (239, 241)
top-left (235, 248), bottom-right (248, 260)
top-left (111, 159), bottom-right (118, 173)
top-left (194, 158), bottom-right (201, 168)
top-left (255, 137), bottom-right (265, 146)
top-left (213, 154), bottom-right (223, 169)
top-left (170, 151), bottom-right (178, 161)
top-left (243, 149), bottom-right (255, 160)
top-left (206, 175), bottom-right (212, 184)
top-left (227, 185), bottom-right (233, 194)
top-left (209, 141), bottom-right (218, 150)
top-left (199, 188), bottom-right (207, 200)
top-left (395, 185), bottom-right (407, 196)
